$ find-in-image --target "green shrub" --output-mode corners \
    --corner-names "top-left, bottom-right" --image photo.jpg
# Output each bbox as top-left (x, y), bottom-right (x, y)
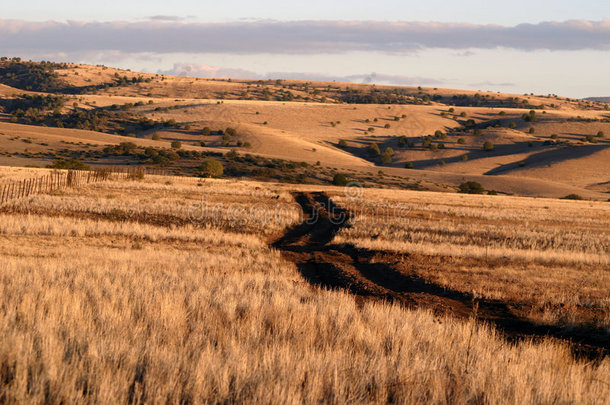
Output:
top-left (461, 154), bottom-right (469, 161)
top-left (596, 131), bottom-right (605, 138)
top-left (529, 127), bottom-right (535, 134)
top-left (332, 173), bottom-right (348, 186)
top-left (199, 160), bottom-right (224, 177)
top-left (201, 127), bottom-right (211, 136)
top-left (151, 133), bottom-right (160, 140)
top-left (338, 139), bottom-right (348, 148)
top-left (483, 141), bottom-right (494, 151)
top-left (550, 134), bottom-right (558, 139)
top-left (457, 138), bottom-right (466, 144)
top-left (171, 141), bottom-right (182, 149)
top-left (458, 181), bottom-right (484, 194)
top-left (48, 158), bottom-right (89, 170)
top-left (367, 143), bottom-right (381, 157)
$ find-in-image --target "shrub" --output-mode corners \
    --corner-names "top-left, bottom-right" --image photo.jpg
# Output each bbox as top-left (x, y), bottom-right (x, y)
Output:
top-left (550, 134), bottom-right (558, 139)
top-left (405, 162), bottom-right (413, 169)
top-left (199, 160), bottom-right (224, 177)
top-left (584, 134), bottom-right (597, 143)
top-left (384, 124), bottom-right (391, 129)
top-left (332, 173), bottom-right (348, 186)
top-left (151, 133), bottom-right (160, 140)
top-left (509, 122), bottom-right (516, 129)
top-left (458, 181), bottom-right (484, 194)
top-left (561, 194), bottom-right (583, 200)
top-left (200, 141), bottom-right (206, 147)
top-left (457, 138), bottom-right (466, 144)
top-left (338, 139), bottom-right (348, 148)
top-left (439, 160), bottom-right (446, 166)
top-left (201, 127), bottom-right (211, 136)
top-left (48, 158), bottom-right (90, 170)
top-left (461, 154), bottom-right (469, 161)
top-left (225, 127), bottom-right (237, 136)
top-left (596, 131), bottom-right (605, 138)
top-left (171, 141), bottom-right (182, 149)
top-left (367, 143), bottom-right (381, 157)
top-left (529, 127), bottom-right (535, 134)
top-left (483, 141), bottom-right (494, 151)
top-left (522, 110), bottom-right (537, 122)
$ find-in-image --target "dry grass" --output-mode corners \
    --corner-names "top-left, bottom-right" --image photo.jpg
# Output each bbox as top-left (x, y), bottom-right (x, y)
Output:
top-left (332, 188), bottom-right (610, 328)
top-left (0, 174), bottom-right (609, 403)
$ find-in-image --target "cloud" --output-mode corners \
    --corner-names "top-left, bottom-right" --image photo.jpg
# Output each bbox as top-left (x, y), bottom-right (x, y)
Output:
top-left (147, 16), bottom-right (187, 22)
top-left (0, 19), bottom-right (609, 56)
top-left (158, 63), bottom-right (444, 86)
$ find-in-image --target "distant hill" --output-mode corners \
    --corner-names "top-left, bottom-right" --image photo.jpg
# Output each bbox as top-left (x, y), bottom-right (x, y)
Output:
top-left (584, 97), bottom-right (610, 103)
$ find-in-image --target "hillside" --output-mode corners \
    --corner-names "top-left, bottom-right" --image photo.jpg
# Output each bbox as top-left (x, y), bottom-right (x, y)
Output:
top-left (0, 59), bottom-right (609, 199)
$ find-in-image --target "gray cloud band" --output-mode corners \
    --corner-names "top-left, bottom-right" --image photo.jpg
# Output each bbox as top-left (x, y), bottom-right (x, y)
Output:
top-left (0, 19), bottom-right (609, 54)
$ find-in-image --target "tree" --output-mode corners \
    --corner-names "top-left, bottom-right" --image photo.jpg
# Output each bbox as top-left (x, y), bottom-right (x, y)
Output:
top-left (597, 131), bottom-right (605, 138)
top-left (367, 143), bottom-right (381, 157)
top-left (171, 141), bottom-right (182, 149)
top-left (458, 181), bottom-right (484, 194)
top-left (199, 160), bottom-right (224, 177)
top-left (225, 127), bottom-right (237, 136)
top-left (332, 173), bottom-right (348, 186)
top-left (483, 141), bottom-right (494, 151)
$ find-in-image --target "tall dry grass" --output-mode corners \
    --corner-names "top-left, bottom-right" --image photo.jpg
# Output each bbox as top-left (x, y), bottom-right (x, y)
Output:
top-left (0, 174), bottom-right (608, 403)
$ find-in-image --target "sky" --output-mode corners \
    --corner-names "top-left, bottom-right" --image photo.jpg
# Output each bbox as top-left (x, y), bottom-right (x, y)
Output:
top-left (2, 0), bottom-right (610, 97)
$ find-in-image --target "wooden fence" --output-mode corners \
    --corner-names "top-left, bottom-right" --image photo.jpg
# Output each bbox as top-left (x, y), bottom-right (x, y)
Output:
top-left (0, 166), bottom-right (169, 206)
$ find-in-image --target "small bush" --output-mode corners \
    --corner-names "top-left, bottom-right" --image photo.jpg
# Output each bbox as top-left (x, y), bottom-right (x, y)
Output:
top-left (151, 133), bottom-right (160, 140)
top-left (596, 131), bottom-right (605, 138)
top-left (529, 127), bottom-right (535, 134)
top-left (561, 194), bottom-right (583, 200)
top-left (405, 162), bottom-right (413, 169)
top-left (48, 158), bottom-right (90, 170)
top-left (458, 181), bottom-right (484, 194)
top-left (457, 138), bottom-right (466, 144)
top-left (201, 127), bottom-right (211, 136)
top-left (338, 139), bottom-right (348, 148)
top-left (199, 160), bottom-right (224, 178)
top-left (461, 154), bottom-right (469, 161)
top-left (550, 134), bottom-right (558, 139)
top-left (171, 141), bottom-right (182, 149)
top-left (483, 141), bottom-right (494, 151)
top-left (332, 173), bottom-right (348, 186)
top-left (367, 143), bottom-right (381, 157)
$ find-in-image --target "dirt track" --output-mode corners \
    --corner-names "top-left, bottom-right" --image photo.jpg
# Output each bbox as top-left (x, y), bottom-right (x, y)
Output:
top-left (272, 192), bottom-right (609, 360)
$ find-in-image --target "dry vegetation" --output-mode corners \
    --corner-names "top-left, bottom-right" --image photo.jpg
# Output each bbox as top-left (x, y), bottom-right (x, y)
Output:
top-left (0, 168), bottom-right (609, 403)
top-left (333, 189), bottom-right (610, 329)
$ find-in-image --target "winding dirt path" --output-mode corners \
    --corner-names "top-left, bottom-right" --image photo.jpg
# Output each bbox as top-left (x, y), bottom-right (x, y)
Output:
top-left (272, 192), bottom-right (609, 360)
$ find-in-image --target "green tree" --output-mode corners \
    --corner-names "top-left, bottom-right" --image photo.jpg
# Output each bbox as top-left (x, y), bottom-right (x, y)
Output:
top-left (332, 173), bottom-right (348, 186)
top-left (199, 160), bottom-right (224, 178)
top-left (458, 181), bottom-right (484, 194)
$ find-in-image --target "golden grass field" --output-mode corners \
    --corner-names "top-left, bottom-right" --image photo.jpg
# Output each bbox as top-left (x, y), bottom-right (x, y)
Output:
top-left (0, 167), bottom-right (608, 403)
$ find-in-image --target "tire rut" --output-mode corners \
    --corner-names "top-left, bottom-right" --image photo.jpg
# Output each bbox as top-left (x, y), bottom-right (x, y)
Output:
top-left (272, 192), bottom-right (609, 361)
